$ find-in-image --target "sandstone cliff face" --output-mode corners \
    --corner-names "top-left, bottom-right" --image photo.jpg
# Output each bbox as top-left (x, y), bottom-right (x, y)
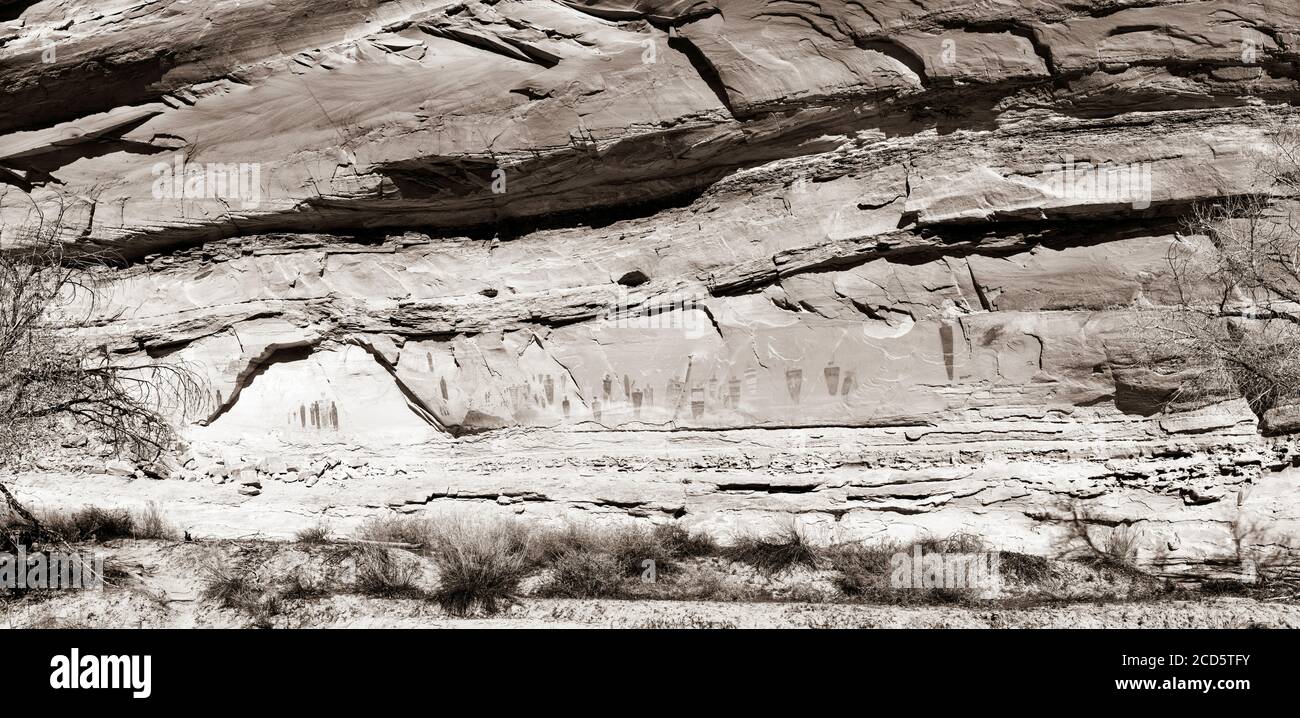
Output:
top-left (3, 0), bottom-right (1300, 577)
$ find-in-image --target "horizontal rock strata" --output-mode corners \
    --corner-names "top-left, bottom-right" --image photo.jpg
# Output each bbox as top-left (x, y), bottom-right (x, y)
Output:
top-left (2, 0), bottom-right (1300, 577)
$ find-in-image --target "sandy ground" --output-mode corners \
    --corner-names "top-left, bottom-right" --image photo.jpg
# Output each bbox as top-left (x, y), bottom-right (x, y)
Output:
top-left (2, 539), bottom-right (1297, 629)
top-left (8, 590), bottom-right (1297, 629)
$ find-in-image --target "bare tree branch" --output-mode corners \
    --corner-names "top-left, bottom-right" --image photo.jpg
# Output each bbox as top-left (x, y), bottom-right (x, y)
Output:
top-left (0, 193), bottom-right (209, 469)
top-left (1142, 114), bottom-right (1300, 426)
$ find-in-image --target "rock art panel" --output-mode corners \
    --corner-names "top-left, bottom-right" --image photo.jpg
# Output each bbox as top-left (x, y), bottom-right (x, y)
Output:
top-left (199, 345), bottom-right (441, 447)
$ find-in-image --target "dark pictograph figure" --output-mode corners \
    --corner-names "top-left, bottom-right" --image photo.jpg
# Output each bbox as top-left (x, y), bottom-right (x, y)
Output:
top-left (940, 322), bottom-right (955, 382)
top-left (824, 363), bottom-right (840, 394)
top-left (289, 400), bottom-right (340, 431)
top-left (785, 368), bottom-right (803, 402)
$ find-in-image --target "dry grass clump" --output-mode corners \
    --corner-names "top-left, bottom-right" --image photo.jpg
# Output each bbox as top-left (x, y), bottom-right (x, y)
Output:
top-left (1067, 507), bottom-right (1148, 574)
top-left (607, 526), bottom-right (668, 576)
top-left (653, 523), bottom-right (719, 559)
top-left (723, 525), bottom-right (821, 574)
top-left (279, 570), bottom-right (329, 601)
top-left (527, 523), bottom-right (601, 566)
top-left (426, 517), bottom-right (530, 616)
top-left (356, 516), bottom-right (434, 547)
top-left (248, 594), bottom-right (284, 629)
top-left (1000, 551), bottom-right (1052, 584)
top-left (826, 534), bottom-right (1012, 605)
top-left (199, 559), bottom-right (261, 611)
top-left (1072, 524), bottom-right (1147, 577)
top-left (3, 502), bottom-right (177, 546)
top-left (1102, 525), bottom-right (1142, 568)
top-left (1199, 578), bottom-right (1257, 596)
top-left (535, 549), bottom-right (625, 598)
top-left (528, 521), bottom-right (720, 598)
top-left (41, 506), bottom-right (135, 543)
top-left (916, 532), bottom-right (987, 555)
top-left (663, 569), bottom-right (769, 602)
top-left (200, 553), bottom-right (333, 627)
top-left (352, 545), bottom-right (423, 598)
top-left (134, 502), bottom-right (176, 540)
top-left (825, 541), bottom-right (899, 599)
top-left (294, 521), bottom-right (331, 544)
top-left (502, 521), bottom-right (653, 600)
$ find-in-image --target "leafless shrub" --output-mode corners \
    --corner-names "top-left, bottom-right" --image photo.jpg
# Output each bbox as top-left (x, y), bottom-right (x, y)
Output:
top-left (1148, 115), bottom-right (1300, 421)
top-left (0, 194), bottom-right (208, 467)
top-left (1229, 512), bottom-right (1300, 590)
